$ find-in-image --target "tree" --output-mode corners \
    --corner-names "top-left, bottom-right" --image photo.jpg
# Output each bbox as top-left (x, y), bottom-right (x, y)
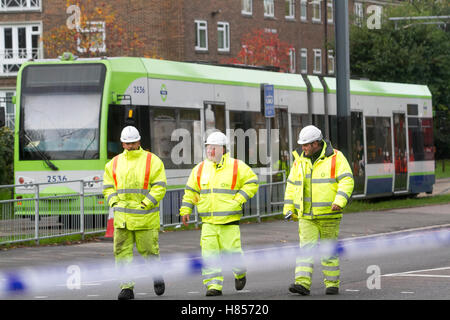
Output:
top-left (220, 29), bottom-right (294, 72)
top-left (41, 0), bottom-right (158, 58)
top-left (349, 0), bottom-right (450, 159)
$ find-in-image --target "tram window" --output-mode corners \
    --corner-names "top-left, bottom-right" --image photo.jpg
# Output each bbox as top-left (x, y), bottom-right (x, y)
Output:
top-left (407, 104), bottom-right (418, 115)
top-left (328, 115), bottom-right (337, 143)
top-left (229, 111), bottom-right (266, 167)
top-left (204, 104), bottom-right (226, 134)
top-left (150, 107), bottom-right (201, 169)
top-left (408, 117), bottom-right (434, 161)
top-left (313, 114), bottom-right (325, 134)
top-left (366, 117), bottom-right (392, 164)
top-left (291, 114), bottom-right (309, 149)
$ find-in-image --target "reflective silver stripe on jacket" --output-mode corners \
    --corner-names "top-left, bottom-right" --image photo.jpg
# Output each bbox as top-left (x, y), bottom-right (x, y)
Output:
top-left (311, 178), bottom-right (337, 184)
top-left (185, 185), bottom-right (199, 194)
top-left (244, 180), bottom-right (258, 185)
top-left (198, 210), bottom-right (242, 217)
top-left (337, 173), bottom-right (353, 181)
top-left (311, 202), bottom-right (334, 207)
top-left (103, 184), bottom-right (114, 190)
top-left (336, 190), bottom-right (350, 200)
top-left (200, 189), bottom-right (238, 195)
top-left (287, 179), bottom-right (302, 186)
top-left (237, 190), bottom-right (250, 201)
top-left (181, 201), bottom-right (194, 209)
top-left (146, 193), bottom-right (158, 205)
top-left (113, 206), bottom-right (160, 214)
top-left (116, 189), bottom-right (149, 195)
top-left (151, 181), bottom-right (167, 188)
top-left (107, 193), bottom-right (118, 204)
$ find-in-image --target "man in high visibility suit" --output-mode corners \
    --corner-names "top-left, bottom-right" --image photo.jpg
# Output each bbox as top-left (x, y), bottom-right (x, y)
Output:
top-left (284, 125), bottom-right (354, 295)
top-left (103, 126), bottom-right (167, 300)
top-left (180, 131), bottom-right (258, 297)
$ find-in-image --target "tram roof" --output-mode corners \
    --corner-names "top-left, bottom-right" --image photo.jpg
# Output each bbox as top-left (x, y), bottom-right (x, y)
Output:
top-left (323, 77), bottom-right (432, 99)
top-left (107, 57), bottom-right (308, 91)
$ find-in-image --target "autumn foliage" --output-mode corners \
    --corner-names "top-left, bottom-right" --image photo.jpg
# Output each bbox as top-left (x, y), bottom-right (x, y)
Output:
top-left (220, 29), bottom-right (294, 72)
top-left (42, 0), bottom-right (158, 58)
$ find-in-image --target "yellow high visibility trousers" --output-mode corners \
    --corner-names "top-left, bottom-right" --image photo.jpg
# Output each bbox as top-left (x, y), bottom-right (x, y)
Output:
top-left (200, 223), bottom-right (246, 291)
top-left (295, 218), bottom-right (341, 289)
top-left (114, 228), bottom-right (160, 289)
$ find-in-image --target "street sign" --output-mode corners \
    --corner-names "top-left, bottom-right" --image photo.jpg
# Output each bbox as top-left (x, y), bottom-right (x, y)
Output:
top-left (263, 84), bottom-right (275, 118)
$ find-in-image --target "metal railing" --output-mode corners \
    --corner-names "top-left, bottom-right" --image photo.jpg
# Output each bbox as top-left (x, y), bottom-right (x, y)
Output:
top-left (0, 172), bottom-right (286, 245)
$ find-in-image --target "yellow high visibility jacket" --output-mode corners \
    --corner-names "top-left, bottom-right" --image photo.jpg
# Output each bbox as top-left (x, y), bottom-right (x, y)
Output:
top-left (180, 153), bottom-right (258, 225)
top-left (103, 147), bottom-right (167, 230)
top-left (283, 140), bottom-right (354, 219)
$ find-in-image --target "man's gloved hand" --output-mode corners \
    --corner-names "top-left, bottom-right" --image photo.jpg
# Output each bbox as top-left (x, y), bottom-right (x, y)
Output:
top-left (284, 211), bottom-right (293, 221)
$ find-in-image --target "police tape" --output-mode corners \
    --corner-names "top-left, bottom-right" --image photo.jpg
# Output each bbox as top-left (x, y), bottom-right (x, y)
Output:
top-left (1, 226), bottom-right (449, 297)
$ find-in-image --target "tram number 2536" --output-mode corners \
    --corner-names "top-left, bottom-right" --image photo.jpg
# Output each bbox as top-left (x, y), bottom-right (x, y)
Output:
top-left (47, 175), bottom-right (68, 183)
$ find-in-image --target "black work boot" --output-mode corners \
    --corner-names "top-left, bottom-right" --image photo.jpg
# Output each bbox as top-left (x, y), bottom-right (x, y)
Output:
top-left (118, 288), bottom-right (134, 300)
top-left (325, 287), bottom-right (339, 295)
top-left (235, 276), bottom-right (247, 291)
top-left (153, 278), bottom-right (165, 296)
top-left (205, 289), bottom-right (222, 296)
top-left (289, 283), bottom-right (310, 296)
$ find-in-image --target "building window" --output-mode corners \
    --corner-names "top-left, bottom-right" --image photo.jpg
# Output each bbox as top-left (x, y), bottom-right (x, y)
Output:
top-left (312, 0), bottom-right (321, 23)
top-left (0, 24), bottom-right (41, 76)
top-left (77, 21), bottom-right (106, 53)
top-left (313, 49), bottom-right (322, 74)
top-left (300, 0), bottom-right (307, 21)
top-left (300, 48), bottom-right (307, 73)
top-left (242, 0), bottom-right (252, 15)
top-left (0, 0), bottom-right (41, 11)
top-left (195, 20), bottom-right (208, 51)
top-left (327, 50), bottom-right (334, 74)
top-left (285, 0), bottom-right (295, 19)
top-left (217, 22), bottom-right (230, 52)
top-left (327, 0), bottom-right (333, 23)
top-left (289, 48), bottom-right (296, 73)
top-left (264, 0), bottom-right (274, 18)
top-left (354, 2), bottom-right (363, 27)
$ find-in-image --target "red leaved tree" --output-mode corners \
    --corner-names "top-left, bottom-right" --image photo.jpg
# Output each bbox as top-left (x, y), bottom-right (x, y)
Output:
top-left (220, 29), bottom-right (294, 72)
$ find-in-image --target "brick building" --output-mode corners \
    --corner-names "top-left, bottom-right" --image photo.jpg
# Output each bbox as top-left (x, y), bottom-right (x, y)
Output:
top-left (0, 0), bottom-right (392, 128)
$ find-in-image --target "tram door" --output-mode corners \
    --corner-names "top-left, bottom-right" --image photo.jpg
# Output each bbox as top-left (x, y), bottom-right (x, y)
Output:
top-left (351, 112), bottom-right (365, 195)
top-left (393, 113), bottom-right (408, 191)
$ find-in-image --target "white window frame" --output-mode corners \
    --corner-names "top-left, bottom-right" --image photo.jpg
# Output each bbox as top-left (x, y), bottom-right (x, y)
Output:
top-left (300, 48), bottom-right (307, 73)
top-left (0, 23), bottom-right (41, 76)
top-left (77, 21), bottom-right (106, 53)
top-left (327, 0), bottom-right (333, 23)
top-left (242, 0), bottom-right (252, 15)
top-left (289, 48), bottom-right (296, 73)
top-left (217, 22), bottom-right (230, 52)
top-left (313, 49), bottom-right (322, 74)
top-left (264, 0), bottom-right (274, 18)
top-left (327, 49), bottom-right (334, 74)
top-left (195, 20), bottom-right (208, 51)
top-left (285, 0), bottom-right (295, 19)
top-left (0, 0), bottom-right (41, 12)
top-left (0, 89), bottom-right (16, 128)
top-left (354, 2), bottom-right (363, 27)
top-left (300, 0), bottom-right (307, 21)
top-left (312, 0), bottom-right (321, 23)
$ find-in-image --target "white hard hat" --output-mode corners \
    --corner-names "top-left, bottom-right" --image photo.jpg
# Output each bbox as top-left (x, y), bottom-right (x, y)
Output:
top-left (298, 125), bottom-right (323, 145)
top-left (120, 126), bottom-right (141, 143)
top-left (205, 131), bottom-right (228, 146)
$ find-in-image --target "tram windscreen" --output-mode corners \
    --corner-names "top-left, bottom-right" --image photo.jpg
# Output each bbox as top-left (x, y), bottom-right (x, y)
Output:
top-left (19, 64), bottom-right (106, 160)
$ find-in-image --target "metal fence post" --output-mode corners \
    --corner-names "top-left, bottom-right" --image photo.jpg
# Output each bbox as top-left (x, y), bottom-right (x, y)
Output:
top-left (34, 184), bottom-right (39, 245)
top-left (80, 181), bottom-right (85, 240)
top-left (256, 188), bottom-right (261, 223)
top-left (160, 199), bottom-right (164, 231)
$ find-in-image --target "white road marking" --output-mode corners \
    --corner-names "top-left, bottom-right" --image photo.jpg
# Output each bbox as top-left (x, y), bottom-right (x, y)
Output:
top-left (345, 289), bottom-right (360, 292)
top-left (383, 266), bottom-right (450, 278)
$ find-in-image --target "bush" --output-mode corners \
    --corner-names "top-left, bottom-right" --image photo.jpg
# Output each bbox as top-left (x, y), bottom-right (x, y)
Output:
top-left (0, 126), bottom-right (14, 185)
